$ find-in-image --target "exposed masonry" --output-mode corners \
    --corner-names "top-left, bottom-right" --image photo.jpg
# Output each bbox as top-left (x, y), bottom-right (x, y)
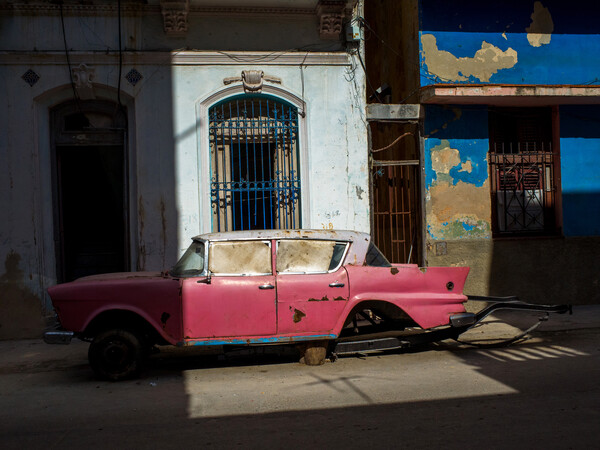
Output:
top-left (426, 140), bottom-right (491, 240)
top-left (421, 34), bottom-right (518, 83)
top-left (526, 1), bottom-right (554, 47)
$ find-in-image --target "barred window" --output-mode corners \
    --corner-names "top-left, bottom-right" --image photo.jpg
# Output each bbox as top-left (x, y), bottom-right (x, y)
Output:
top-left (489, 107), bottom-right (559, 236)
top-left (209, 95), bottom-right (301, 231)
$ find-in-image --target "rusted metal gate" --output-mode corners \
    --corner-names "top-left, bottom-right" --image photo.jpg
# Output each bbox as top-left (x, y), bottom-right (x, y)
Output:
top-left (371, 159), bottom-right (420, 264)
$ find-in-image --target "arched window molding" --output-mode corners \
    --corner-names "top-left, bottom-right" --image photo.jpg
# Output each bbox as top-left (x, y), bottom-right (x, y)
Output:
top-left (197, 84), bottom-right (309, 233)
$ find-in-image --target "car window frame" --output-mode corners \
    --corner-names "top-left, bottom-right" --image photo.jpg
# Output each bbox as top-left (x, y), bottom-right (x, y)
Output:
top-left (275, 239), bottom-right (349, 275)
top-left (207, 239), bottom-right (273, 277)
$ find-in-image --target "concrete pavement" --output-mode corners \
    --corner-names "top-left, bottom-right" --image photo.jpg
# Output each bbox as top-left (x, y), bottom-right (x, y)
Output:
top-left (0, 305), bottom-right (598, 374)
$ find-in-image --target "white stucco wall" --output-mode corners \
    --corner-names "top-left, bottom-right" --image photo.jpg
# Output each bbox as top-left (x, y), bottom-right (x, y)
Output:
top-left (0, 5), bottom-right (366, 337)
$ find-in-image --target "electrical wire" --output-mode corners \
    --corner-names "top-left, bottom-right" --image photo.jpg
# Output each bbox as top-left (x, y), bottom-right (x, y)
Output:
top-left (355, 48), bottom-right (381, 103)
top-left (117, 0), bottom-right (124, 113)
top-left (59, 2), bottom-right (82, 110)
top-left (371, 132), bottom-right (413, 153)
top-left (356, 16), bottom-right (458, 85)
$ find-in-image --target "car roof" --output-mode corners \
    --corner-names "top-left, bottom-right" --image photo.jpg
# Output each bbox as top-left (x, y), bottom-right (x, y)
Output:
top-left (192, 229), bottom-right (371, 266)
top-left (193, 229), bottom-right (370, 243)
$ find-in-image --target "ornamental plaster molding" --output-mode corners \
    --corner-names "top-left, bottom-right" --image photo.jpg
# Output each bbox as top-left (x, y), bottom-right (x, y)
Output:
top-left (160, 0), bottom-right (189, 36)
top-left (223, 70), bottom-right (282, 94)
top-left (71, 63), bottom-right (96, 100)
top-left (316, 1), bottom-right (346, 40)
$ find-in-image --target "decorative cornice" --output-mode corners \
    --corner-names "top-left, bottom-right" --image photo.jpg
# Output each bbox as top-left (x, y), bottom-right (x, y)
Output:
top-left (160, 0), bottom-right (189, 37)
top-left (0, 2), bottom-right (150, 16)
top-left (0, 51), bottom-right (352, 66)
top-left (316, 1), bottom-right (346, 40)
top-left (0, 3), bottom-right (315, 17)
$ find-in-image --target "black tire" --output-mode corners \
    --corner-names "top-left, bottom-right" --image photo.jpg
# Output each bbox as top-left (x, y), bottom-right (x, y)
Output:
top-left (88, 329), bottom-right (144, 381)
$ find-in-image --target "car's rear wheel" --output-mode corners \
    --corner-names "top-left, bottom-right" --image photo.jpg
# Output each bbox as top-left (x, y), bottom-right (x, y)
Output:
top-left (88, 329), bottom-right (144, 381)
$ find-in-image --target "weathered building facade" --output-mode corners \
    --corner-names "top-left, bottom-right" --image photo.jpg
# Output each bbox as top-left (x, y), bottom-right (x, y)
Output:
top-left (0, 0), bottom-right (367, 338)
top-left (366, 0), bottom-right (600, 304)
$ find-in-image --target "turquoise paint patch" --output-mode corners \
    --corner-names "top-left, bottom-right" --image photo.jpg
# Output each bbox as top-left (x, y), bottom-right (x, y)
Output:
top-left (462, 222), bottom-right (475, 231)
top-left (424, 140), bottom-right (437, 187)
top-left (185, 334), bottom-right (337, 346)
top-left (440, 220), bottom-right (491, 240)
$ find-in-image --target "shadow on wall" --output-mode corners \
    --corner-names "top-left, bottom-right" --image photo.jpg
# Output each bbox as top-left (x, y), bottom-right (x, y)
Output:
top-left (0, 251), bottom-right (45, 339)
top-left (423, 104), bottom-right (600, 305)
top-left (488, 105), bottom-right (600, 305)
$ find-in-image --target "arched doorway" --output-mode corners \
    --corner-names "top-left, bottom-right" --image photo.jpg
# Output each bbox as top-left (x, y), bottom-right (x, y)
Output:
top-left (51, 100), bottom-right (129, 282)
top-left (208, 95), bottom-right (301, 231)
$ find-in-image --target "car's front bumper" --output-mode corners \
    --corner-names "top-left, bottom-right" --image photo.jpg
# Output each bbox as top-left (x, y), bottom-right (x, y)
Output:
top-left (43, 331), bottom-right (74, 345)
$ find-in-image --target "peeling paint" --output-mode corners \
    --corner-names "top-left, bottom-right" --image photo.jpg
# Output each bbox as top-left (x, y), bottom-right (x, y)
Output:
top-left (526, 1), bottom-right (554, 47)
top-left (426, 139), bottom-right (491, 240)
top-left (293, 308), bottom-right (306, 323)
top-left (355, 185), bottom-right (364, 200)
top-left (390, 267), bottom-right (399, 275)
top-left (0, 251), bottom-right (44, 339)
top-left (421, 33), bottom-right (518, 82)
top-left (307, 296), bottom-right (329, 302)
top-left (160, 311), bottom-right (171, 329)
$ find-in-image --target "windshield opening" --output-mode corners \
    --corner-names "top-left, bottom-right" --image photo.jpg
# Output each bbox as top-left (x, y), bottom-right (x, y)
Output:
top-left (170, 241), bottom-right (205, 277)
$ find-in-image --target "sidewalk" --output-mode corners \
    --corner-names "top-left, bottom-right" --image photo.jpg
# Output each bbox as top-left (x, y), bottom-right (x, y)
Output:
top-left (0, 305), bottom-right (598, 372)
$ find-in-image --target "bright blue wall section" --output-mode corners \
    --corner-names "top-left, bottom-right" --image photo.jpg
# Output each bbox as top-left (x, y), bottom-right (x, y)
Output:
top-left (419, 0), bottom-right (600, 86)
top-left (424, 105), bottom-right (489, 189)
top-left (424, 105), bottom-right (491, 240)
top-left (560, 105), bottom-right (600, 236)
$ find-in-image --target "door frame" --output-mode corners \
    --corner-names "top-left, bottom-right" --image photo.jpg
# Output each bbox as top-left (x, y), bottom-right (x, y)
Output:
top-left (50, 99), bottom-right (130, 282)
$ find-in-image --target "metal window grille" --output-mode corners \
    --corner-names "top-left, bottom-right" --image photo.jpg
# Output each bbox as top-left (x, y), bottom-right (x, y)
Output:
top-left (489, 142), bottom-right (556, 234)
top-left (209, 96), bottom-right (301, 231)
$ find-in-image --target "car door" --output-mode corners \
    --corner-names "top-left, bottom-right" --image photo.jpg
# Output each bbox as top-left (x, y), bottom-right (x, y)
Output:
top-left (275, 239), bottom-right (350, 334)
top-left (181, 240), bottom-right (277, 339)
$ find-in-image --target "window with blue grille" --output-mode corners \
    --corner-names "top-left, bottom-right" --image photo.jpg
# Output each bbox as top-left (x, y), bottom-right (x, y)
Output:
top-left (209, 95), bottom-right (301, 231)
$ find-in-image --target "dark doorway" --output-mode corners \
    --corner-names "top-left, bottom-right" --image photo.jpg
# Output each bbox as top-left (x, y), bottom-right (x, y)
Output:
top-left (52, 100), bottom-right (129, 282)
top-left (56, 145), bottom-right (126, 281)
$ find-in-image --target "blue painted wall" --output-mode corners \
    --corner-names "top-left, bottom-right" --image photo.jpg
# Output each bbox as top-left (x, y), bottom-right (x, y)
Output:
top-left (560, 105), bottom-right (600, 236)
top-left (424, 106), bottom-right (491, 240)
top-left (419, 0), bottom-right (600, 86)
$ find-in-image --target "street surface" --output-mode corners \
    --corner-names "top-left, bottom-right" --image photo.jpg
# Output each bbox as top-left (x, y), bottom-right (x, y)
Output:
top-left (0, 311), bottom-right (599, 449)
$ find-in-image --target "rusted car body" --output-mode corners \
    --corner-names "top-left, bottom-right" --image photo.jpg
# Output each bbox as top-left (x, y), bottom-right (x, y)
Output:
top-left (45, 230), bottom-right (474, 379)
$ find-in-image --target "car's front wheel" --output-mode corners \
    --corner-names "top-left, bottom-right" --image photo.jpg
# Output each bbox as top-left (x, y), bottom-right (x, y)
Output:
top-left (88, 329), bottom-right (144, 381)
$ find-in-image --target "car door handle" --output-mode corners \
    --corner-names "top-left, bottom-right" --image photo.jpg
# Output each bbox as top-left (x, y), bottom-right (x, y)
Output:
top-left (258, 284), bottom-right (275, 290)
top-left (329, 282), bottom-right (345, 288)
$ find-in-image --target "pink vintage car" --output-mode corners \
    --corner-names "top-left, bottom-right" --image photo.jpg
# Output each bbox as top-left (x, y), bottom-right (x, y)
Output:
top-left (44, 229), bottom-right (479, 380)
